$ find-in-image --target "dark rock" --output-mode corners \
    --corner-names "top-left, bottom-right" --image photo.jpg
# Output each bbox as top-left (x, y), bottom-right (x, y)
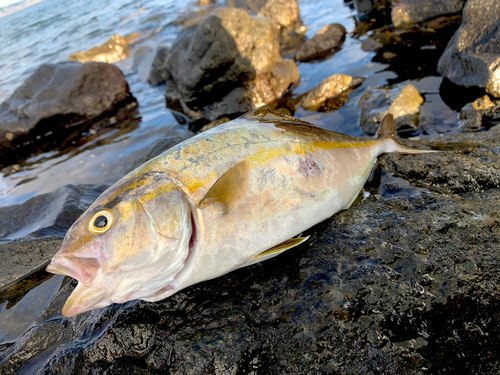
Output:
top-left (358, 83), bottom-right (424, 135)
top-left (0, 62), bottom-right (135, 169)
top-left (0, 184), bottom-right (108, 289)
top-left (355, 0), bottom-right (392, 24)
top-left (133, 46), bottom-right (170, 86)
top-left (293, 23), bottom-right (346, 62)
top-left (297, 74), bottom-right (365, 111)
top-left (392, 0), bottom-right (465, 27)
top-left (164, 7), bottom-right (299, 123)
top-left (3, 125), bottom-right (500, 373)
top-left (437, 0), bottom-right (500, 97)
top-left (68, 33), bottom-right (141, 63)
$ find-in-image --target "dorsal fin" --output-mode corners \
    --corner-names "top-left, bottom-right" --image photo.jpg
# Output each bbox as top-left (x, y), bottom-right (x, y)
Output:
top-left (241, 106), bottom-right (313, 126)
top-left (376, 114), bottom-right (397, 139)
top-left (200, 160), bottom-right (251, 213)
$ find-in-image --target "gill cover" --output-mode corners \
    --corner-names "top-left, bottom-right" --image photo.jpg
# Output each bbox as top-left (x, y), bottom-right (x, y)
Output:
top-left (46, 172), bottom-right (193, 317)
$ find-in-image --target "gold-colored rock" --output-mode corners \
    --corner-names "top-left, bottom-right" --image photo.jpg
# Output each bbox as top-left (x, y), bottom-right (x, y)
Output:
top-left (68, 33), bottom-right (141, 63)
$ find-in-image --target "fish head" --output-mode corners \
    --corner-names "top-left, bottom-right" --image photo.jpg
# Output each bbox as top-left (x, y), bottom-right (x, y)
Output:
top-left (46, 172), bottom-right (193, 317)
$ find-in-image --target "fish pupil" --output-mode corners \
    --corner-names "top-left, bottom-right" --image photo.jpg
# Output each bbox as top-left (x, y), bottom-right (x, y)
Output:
top-left (94, 216), bottom-right (108, 228)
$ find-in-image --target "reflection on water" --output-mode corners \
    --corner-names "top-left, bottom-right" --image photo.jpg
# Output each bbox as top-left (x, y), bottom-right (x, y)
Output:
top-left (0, 273), bottom-right (64, 345)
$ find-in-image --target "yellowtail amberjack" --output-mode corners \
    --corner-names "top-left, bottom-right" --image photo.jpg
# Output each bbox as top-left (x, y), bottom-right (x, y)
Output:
top-left (47, 107), bottom-right (435, 317)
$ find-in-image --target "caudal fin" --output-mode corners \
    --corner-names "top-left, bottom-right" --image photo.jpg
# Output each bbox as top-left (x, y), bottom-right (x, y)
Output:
top-left (377, 114), bottom-right (439, 154)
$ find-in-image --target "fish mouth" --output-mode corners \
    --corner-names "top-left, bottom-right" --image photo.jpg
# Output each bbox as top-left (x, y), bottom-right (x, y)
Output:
top-left (46, 255), bottom-right (100, 285)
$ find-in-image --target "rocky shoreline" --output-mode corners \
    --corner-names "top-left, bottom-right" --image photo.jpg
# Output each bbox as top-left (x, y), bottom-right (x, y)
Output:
top-left (1, 0), bottom-right (500, 373)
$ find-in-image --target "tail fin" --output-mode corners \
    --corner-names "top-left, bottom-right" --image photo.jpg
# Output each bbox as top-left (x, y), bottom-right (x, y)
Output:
top-left (377, 114), bottom-right (438, 154)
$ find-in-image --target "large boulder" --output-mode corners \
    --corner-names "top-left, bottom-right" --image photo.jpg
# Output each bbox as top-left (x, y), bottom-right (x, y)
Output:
top-left (2, 126), bottom-right (500, 373)
top-left (293, 23), bottom-right (346, 62)
top-left (358, 83), bottom-right (424, 135)
top-left (392, 0), bottom-right (465, 27)
top-left (68, 34), bottom-right (140, 63)
top-left (164, 7), bottom-right (299, 123)
top-left (0, 62), bottom-right (134, 168)
top-left (437, 0), bottom-right (500, 97)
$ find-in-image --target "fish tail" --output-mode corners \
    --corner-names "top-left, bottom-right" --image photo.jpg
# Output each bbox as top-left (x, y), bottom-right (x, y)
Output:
top-left (377, 114), bottom-right (439, 154)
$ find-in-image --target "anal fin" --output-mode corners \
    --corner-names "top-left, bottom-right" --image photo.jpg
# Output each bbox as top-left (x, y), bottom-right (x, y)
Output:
top-left (253, 235), bottom-right (309, 260)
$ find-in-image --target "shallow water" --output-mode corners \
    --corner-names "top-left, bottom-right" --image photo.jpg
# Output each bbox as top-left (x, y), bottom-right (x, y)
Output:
top-left (0, 0), bottom-right (460, 353)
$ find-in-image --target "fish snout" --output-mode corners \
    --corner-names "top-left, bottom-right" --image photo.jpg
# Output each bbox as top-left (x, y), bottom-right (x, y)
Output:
top-left (46, 254), bottom-right (100, 285)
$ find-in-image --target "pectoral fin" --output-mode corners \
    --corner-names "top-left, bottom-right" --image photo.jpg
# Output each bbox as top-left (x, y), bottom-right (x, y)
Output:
top-left (200, 160), bottom-right (251, 213)
top-left (253, 236), bottom-right (309, 260)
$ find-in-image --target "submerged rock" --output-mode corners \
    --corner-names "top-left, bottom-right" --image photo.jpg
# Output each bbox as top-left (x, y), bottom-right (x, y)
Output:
top-left (298, 74), bottom-right (365, 111)
top-left (164, 7), bottom-right (299, 123)
top-left (358, 83), bottom-right (424, 135)
top-left (438, 0), bottom-right (500, 97)
top-left (0, 184), bottom-right (108, 289)
top-left (0, 62), bottom-right (134, 169)
top-left (2, 125), bottom-right (500, 373)
top-left (68, 33), bottom-right (140, 63)
top-left (392, 0), bottom-right (465, 27)
top-left (294, 23), bottom-right (346, 62)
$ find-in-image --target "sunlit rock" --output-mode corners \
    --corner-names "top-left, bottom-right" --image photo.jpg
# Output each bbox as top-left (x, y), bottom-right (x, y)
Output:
top-left (358, 83), bottom-right (424, 135)
top-left (298, 74), bottom-right (365, 111)
top-left (68, 33), bottom-right (140, 63)
top-left (459, 95), bottom-right (500, 132)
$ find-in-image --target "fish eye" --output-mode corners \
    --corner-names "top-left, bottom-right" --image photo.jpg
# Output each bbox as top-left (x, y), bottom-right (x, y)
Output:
top-left (89, 210), bottom-right (114, 234)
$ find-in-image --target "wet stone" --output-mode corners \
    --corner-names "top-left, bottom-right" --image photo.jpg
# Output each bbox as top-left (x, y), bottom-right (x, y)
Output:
top-left (358, 83), bottom-right (424, 135)
top-left (0, 61), bottom-right (134, 169)
top-left (2, 125), bottom-right (500, 373)
top-left (297, 74), bottom-right (365, 111)
top-left (392, 0), bottom-right (465, 27)
top-left (294, 23), bottom-right (346, 62)
top-left (68, 33), bottom-right (141, 64)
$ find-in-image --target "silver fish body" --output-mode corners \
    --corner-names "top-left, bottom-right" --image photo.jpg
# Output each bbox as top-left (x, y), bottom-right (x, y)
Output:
top-left (47, 107), bottom-right (432, 316)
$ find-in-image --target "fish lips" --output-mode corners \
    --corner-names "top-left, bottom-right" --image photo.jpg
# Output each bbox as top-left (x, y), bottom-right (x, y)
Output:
top-left (46, 254), bottom-right (100, 286)
top-left (61, 280), bottom-right (108, 317)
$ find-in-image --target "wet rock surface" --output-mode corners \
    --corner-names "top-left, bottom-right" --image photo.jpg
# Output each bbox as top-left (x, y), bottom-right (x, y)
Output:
top-left (358, 83), bottom-right (424, 135)
top-left (0, 62), bottom-right (134, 169)
top-left (392, 0), bottom-right (465, 27)
top-left (0, 184), bottom-right (108, 289)
top-left (2, 123), bottom-right (500, 373)
top-left (164, 7), bottom-right (299, 124)
top-left (68, 33), bottom-right (140, 63)
top-left (438, 0), bottom-right (500, 97)
top-left (294, 23), bottom-right (346, 62)
top-left (297, 74), bottom-right (365, 111)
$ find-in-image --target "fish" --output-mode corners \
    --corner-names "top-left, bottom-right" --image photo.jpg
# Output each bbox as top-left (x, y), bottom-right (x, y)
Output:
top-left (46, 106), bottom-right (435, 317)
